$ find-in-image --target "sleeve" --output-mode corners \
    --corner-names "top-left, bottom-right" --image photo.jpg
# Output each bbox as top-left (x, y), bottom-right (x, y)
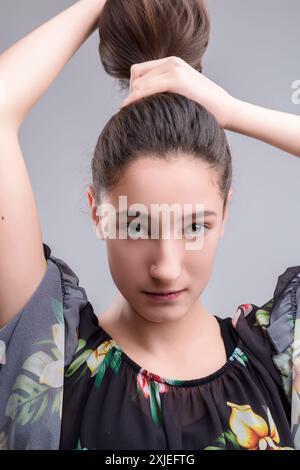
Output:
top-left (231, 265), bottom-right (300, 449)
top-left (0, 243), bottom-right (89, 450)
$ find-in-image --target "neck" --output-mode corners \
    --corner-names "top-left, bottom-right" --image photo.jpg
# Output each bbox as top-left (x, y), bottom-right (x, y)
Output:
top-left (116, 296), bottom-right (214, 359)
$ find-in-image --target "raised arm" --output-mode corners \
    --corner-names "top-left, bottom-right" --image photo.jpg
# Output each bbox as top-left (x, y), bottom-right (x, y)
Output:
top-left (227, 100), bottom-right (300, 159)
top-left (0, 0), bottom-right (105, 329)
top-left (121, 56), bottom-right (300, 159)
top-left (0, 0), bottom-right (105, 128)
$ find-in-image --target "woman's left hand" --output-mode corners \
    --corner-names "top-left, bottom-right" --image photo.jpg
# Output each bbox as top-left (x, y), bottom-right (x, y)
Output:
top-left (120, 56), bottom-right (236, 129)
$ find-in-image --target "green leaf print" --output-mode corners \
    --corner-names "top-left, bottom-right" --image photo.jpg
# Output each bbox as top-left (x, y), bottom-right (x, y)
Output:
top-left (110, 348), bottom-right (122, 374)
top-left (22, 351), bottom-right (54, 377)
top-left (204, 446), bottom-right (224, 450)
top-left (265, 300), bottom-right (274, 309)
top-left (149, 381), bottom-right (162, 427)
top-left (51, 389), bottom-right (63, 415)
top-left (76, 437), bottom-right (88, 450)
top-left (204, 432), bottom-right (226, 450)
top-left (165, 378), bottom-right (184, 386)
top-left (223, 430), bottom-right (241, 449)
top-left (272, 349), bottom-right (292, 399)
top-left (34, 340), bottom-right (57, 346)
top-left (2, 300), bottom-right (66, 432)
top-left (5, 374), bottom-right (49, 425)
top-left (31, 394), bottom-right (48, 423)
top-left (51, 298), bottom-right (64, 324)
top-left (0, 432), bottom-right (8, 450)
top-left (95, 347), bottom-right (116, 388)
top-left (255, 309), bottom-right (271, 328)
top-left (204, 430), bottom-right (240, 450)
top-left (75, 339), bottom-right (87, 354)
top-left (215, 433), bottom-right (226, 447)
top-left (230, 347), bottom-right (249, 366)
top-left (288, 316), bottom-right (296, 329)
top-left (65, 349), bottom-right (93, 378)
top-left (51, 347), bottom-right (62, 360)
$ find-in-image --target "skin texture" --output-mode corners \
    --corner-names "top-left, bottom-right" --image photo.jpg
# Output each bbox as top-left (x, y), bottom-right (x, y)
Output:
top-left (87, 154), bottom-right (233, 369)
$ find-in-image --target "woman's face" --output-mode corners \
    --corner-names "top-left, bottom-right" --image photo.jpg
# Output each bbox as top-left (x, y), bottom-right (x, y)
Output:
top-left (87, 155), bottom-right (232, 324)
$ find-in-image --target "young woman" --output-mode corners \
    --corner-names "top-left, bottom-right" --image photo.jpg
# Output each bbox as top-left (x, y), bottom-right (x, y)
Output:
top-left (0, 0), bottom-right (299, 451)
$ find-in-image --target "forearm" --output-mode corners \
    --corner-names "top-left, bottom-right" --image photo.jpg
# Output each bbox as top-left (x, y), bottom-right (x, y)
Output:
top-left (0, 0), bottom-right (105, 129)
top-left (228, 98), bottom-right (300, 158)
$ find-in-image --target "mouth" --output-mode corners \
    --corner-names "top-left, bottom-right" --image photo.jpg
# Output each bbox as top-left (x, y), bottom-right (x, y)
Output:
top-left (142, 289), bottom-right (186, 301)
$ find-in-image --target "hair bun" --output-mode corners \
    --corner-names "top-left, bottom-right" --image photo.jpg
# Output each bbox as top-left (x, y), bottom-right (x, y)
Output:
top-left (98, 0), bottom-right (210, 90)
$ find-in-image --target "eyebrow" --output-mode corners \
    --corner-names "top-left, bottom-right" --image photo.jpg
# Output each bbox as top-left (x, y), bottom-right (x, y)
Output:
top-left (116, 210), bottom-right (217, 219)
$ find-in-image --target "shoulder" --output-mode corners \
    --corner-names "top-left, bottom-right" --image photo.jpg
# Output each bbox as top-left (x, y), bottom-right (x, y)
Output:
top-left (43, 244), bottom-right (92, 366)
top-left (231, 265), bottom-right (300, 353)
top-left (231, 265), bottom-right (300, 430)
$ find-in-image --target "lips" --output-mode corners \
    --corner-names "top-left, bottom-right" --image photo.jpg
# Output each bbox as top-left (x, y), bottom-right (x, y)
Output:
top-left (143, 290), bottom-right (186, 301)
top-left (143, 289), bottom-right (185, 295)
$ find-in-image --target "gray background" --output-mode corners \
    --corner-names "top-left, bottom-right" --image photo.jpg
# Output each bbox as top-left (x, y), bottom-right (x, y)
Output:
top-left (1, 0), bottom-right (299, 319)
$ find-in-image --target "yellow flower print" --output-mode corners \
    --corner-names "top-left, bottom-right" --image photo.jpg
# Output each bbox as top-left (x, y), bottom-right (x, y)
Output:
top-left (226, 401), bottom-right (294, 450)
top-left (86, 339), bottom-right (117, 378)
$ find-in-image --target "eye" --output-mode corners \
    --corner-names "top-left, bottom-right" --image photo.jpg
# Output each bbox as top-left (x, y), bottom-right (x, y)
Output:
top-left (123, 222), bottom-right (149, 238)
top-left (184, 223), bottom-right (208, 238)
top-left (120, 222), bottom-right (210, 239)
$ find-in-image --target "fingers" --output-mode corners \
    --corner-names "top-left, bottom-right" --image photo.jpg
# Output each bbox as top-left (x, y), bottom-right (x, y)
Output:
top-left (121, 75), bottom-right (171, 108)
top-left (122, 57), bottom-right (186, 109)
top-left (129, 56), bottom-right (183, 90)
top-left (132, 67), bottom-right (170, 91)
top-left (130, 57), bottom-right (173, 85)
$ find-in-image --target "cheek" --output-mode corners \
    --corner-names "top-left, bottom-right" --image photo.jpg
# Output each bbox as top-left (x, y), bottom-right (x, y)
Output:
top-left (106, 241), bottom-right (144, 289)
top-left (188, 234), bottom-right (220, 282)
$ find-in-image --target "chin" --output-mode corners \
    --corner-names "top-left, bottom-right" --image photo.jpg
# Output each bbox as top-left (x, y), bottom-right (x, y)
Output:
top-left (137, 306), bottom-right (188, 324)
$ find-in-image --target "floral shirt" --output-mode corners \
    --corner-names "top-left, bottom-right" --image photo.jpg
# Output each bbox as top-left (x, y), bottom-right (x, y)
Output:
top-left (0, 243), bottom-right (300, 450)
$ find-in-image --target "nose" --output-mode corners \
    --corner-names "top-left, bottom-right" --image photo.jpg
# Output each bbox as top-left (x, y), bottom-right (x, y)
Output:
top-left (150, 239), bottom-right (182, 282)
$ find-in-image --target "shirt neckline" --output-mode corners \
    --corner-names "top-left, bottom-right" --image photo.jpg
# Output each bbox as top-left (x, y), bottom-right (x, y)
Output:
top-left (97, 314), bottom-right (241, 387)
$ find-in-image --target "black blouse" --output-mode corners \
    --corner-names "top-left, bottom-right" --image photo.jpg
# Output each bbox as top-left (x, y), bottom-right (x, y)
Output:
top-left (1, 243), bottom-right (300, 451)
top-left (60, 302), bottom-right (294, 450)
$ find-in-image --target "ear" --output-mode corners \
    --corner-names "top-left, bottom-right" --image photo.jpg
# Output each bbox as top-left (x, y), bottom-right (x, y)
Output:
top-left (219, 189), bottom-right (233, 239)
top-left (228, 188), bottom-right (234, 204)
top-left (87, 186), bottom-right (94, 209)
top-left (86, 186), bottom-right (105, 240)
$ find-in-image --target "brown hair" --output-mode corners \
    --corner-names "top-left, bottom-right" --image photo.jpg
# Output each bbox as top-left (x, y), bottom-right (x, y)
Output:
top-left (91, 0), bottom-right (232, 217)
top-left (98, 0), bottom-right (210, 90)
